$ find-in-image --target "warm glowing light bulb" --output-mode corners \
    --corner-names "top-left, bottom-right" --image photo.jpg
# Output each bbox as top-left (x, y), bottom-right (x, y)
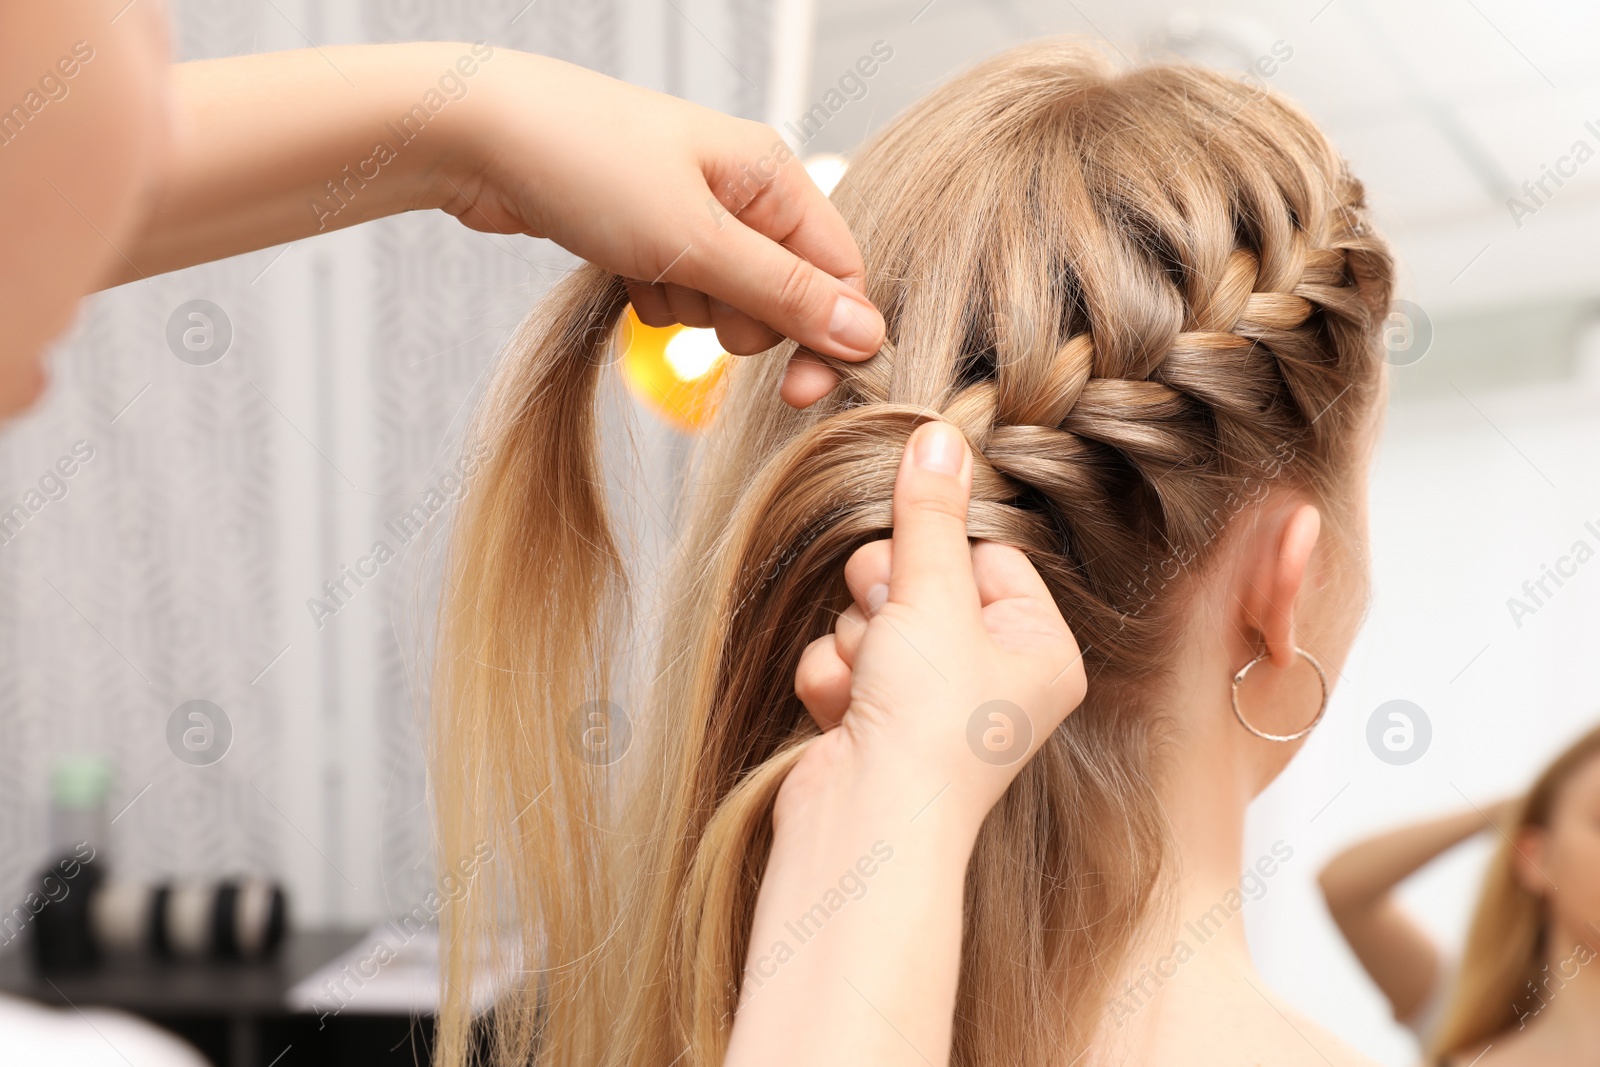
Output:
top-left (617, 308), bottom-right (729, 432)
top-left (664, 328), bottom-right (726, 381)
top-left (804, 154), bottom-right (849, 196)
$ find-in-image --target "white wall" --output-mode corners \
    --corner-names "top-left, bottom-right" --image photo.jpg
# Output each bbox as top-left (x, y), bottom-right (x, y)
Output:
top-left (1247, 373), bottom-right (1600, 1065)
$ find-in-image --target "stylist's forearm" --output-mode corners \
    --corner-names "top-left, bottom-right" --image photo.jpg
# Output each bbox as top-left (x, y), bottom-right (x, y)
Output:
top-left (723, 772), bottom-right (979, 1067)
top-left (101, 43), bottom-right (483, 286)
top-left (97, 40), bottom-right (883, 386)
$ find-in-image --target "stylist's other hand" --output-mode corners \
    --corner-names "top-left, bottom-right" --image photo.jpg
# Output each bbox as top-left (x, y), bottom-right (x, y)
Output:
top-left (788, 422), bottom-right (1087, 836)
top-left (441, 53), bottom-right (881, 407)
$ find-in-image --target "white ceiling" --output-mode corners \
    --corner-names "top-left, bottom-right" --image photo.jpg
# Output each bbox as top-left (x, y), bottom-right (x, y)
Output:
top-left (804, 0), bottom-right (1600, 320)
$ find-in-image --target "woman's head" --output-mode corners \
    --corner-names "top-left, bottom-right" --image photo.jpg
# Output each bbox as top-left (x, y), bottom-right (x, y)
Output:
top-left (1518, 731), bottom-right (1600, 938)
top-left (1433, 725), bottom-right (1600, 1062)
top-left (432, 38), bottom-right (1393, 1067)
top-left (721, 38), bottom-right (1391, 778)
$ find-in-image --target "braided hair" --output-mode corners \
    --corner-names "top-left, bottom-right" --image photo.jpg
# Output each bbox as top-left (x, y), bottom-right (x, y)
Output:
top-left (432, 38), bottom-right (1395, 1067)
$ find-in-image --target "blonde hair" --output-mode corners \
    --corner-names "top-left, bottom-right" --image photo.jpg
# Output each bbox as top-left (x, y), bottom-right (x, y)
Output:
top-left (1430, 724), bottom-right (1600, 1063)
top-left (431, 39), bottom-right (1394, 1067)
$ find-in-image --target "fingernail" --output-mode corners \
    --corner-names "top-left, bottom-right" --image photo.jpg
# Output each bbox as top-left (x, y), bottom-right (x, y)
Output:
top-left (828, 291), bottom-right (884, 355)
top-left (912, 422), bottom-right (963, 475)
top-left (866, 583), bottom-right (889, 614)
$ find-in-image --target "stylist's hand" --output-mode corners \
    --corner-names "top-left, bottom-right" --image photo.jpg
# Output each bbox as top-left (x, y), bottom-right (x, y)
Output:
top-left (787, 421), bottom-right (1087, 834)
top-left (443, 53), bottom-right (882, 407)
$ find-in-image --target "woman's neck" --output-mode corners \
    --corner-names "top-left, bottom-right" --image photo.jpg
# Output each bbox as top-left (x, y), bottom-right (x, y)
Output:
top-left (1515, 921), bottom-right (1600, 1039)
top-left (1096, 678), bottom-right (1275, 1058)
top-left (1089, 610), bottom-right (1363, 1065)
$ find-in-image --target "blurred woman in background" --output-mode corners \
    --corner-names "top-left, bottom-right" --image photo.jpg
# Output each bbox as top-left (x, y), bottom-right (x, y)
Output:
top-left (1320, 724), bottom-right (1600, 1066)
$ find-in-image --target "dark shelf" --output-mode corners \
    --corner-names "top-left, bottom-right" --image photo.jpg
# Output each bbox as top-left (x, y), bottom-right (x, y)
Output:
top-left (0, 929), bottom-right (437, 1066)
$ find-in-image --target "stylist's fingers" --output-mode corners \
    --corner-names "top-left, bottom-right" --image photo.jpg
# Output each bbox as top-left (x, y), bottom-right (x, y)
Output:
top-left (663, 283), bottom-right (713, 329)
top-left (708, 298), bottom-right (782, 355)
top-left (626, 281), bottom-right (675, 327)
top-left (832, 604), bottom-right (868, 668)
top-left (971, 541), bottom-right (1057, 612)
top-left (628, 283), bottom-right (781, 355)
top-left (795, 634), bottom-right (852, 730)
top-left (966, 543), bottom-right (1081, 668)
top-left (665, 195), bottom-right (883, 367)
top-left (970, 542), bottom-right (1086, 738)
top-left (780, 351), bottom-right (840, 408)
top-left (843, 538), bottom-right (892, 614)
top-left (732, 150), bottom-right (864, 285)
top-left (735, 152), bottom-right (884, 360)
top-left (887, 421), bottom-right (979, 616)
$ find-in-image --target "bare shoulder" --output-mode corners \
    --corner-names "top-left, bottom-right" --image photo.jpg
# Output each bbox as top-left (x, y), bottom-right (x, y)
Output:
top-left (1212, 979), bottom-right (1379, 1067)
top-left (1446, 1029), bottom-right (1555, 1067)
top-left (1140, 983), bottom-right (1379, 1067)
top-left (1266, 1004), bottom-right (1382, 1067)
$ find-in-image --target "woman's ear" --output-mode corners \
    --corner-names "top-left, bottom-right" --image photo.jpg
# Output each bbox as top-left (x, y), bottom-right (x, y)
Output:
top-left (1511, 827), bottom-right (1551, 897)
top-left (1237, 502), bottom-right (1322, 669)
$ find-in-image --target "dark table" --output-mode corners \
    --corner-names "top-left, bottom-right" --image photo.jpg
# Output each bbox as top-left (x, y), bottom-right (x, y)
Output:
top-left (0, 929), bottom-right (433, 1067)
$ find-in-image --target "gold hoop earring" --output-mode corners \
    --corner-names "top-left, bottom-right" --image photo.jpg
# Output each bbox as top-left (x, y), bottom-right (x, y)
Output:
top-left (1230, 648), bottom-right (1329, 743)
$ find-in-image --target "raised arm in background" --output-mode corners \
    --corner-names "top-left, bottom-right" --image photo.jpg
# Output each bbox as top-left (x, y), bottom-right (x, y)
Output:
top-left (1319, 801), bottom-right (1513, 1022)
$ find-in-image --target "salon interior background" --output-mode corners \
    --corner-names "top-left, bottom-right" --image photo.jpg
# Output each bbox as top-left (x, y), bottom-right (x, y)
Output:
top-left (3, 0), bottom-right (1600, 1064)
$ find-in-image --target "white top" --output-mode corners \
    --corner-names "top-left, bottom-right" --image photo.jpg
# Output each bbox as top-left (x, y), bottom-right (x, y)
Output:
top-left (0, 993), bottom-right (208, 1066)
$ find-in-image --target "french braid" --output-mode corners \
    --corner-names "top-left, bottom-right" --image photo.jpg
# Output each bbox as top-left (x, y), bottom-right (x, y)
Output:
top-left (797, 238), bottom-right (1383, 663)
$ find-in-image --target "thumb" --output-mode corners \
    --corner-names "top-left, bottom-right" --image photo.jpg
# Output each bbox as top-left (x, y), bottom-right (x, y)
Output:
top-left (887, 422), bottom-right (980, 617)
top-left (673, 213), bottom-right (886, 362)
